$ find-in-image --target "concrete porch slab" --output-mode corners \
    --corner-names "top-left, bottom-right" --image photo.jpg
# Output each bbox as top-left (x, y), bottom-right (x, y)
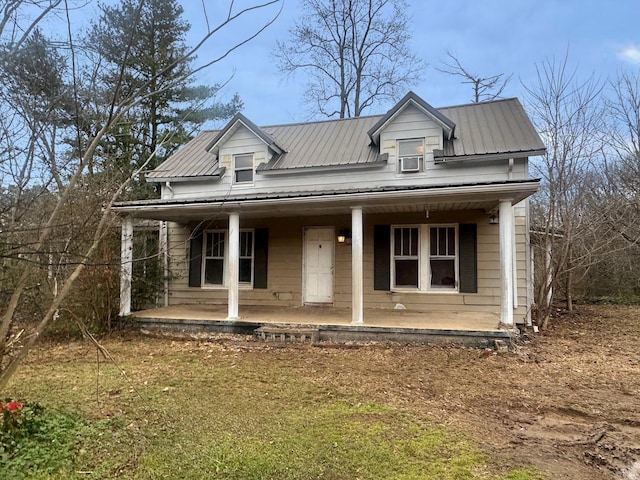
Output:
top-left (132, 304), bottom-right (514, 347)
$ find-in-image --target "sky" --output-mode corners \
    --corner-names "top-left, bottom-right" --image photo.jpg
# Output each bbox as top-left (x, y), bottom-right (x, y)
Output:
top-left (175, 0), bottom-right (640, 127)
top-left (42, 0), bottom-right (640, 127)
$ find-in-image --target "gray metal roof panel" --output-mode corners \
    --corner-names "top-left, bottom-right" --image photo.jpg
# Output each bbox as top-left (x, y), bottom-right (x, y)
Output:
top-left (146, 130), bottom-right (220, 179)
top-left (439, 98), bottom-right (545, 157)
top-left (146, 96), bottom-right (545, 180)
top-left (260, 115), bottom-right (381, 170)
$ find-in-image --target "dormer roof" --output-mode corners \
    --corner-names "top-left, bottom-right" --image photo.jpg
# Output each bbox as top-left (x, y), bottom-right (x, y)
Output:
top-left (206, 112), bottom-right (286, 156)
top-left (367, 91), bottom-right (456, 144)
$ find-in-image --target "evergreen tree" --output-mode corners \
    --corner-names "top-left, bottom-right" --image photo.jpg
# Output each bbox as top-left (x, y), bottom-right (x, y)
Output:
top-left (88, 0), bottom-right (242, 196)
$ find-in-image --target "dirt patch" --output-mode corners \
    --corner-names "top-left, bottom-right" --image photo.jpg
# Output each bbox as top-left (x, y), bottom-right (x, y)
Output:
top-left (285, 305), bottom-right (640, 479)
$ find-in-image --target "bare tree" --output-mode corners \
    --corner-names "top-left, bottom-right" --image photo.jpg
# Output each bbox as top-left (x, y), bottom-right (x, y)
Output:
top-left (0, 0), bottom-right (282, 392)
top-left (274, 0), bottom-right (425, 118)
top-left (523, 55), bottom-right (614, 328)
top-left (437, 51), bottom-right (512, 103)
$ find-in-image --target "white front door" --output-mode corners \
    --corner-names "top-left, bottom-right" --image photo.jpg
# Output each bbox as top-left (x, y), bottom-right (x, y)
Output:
top-left (303, 227), bottom-right (334, 304)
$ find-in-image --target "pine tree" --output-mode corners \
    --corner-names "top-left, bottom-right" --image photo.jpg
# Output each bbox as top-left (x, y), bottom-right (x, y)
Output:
top-left (88, 0), bottom-right (242, 197)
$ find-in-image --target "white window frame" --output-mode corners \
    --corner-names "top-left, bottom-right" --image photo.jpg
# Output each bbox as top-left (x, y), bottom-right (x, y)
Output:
top-left (202, 230), bottom-right (226, 287)
top-left (391, 225), bottom-right (420, 290)
top-left (238, 230), bottom-right (255, 285)
top-left (427, 224), bottom-right (459, 292)
top-left (201, 228), bottom-right (255, 288)
top-left (233, 153), bottom-right (254, 184)
top-left (398, 138), bottom-right (424, 174)
top-left (389, 224), bottom-right (460, 293)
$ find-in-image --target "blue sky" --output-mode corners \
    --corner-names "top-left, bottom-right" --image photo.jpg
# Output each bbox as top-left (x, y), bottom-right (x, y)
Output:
top-left (179, 0), bottom-right (640, 127)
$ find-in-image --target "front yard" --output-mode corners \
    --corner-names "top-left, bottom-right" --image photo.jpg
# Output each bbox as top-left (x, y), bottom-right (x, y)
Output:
top-left (3, 305), bottom-right (639, 479)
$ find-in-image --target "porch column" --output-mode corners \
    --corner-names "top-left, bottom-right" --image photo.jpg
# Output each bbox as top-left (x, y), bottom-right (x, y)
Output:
top-left (351, 206), bottom-right (364, 325)
top-left (159, 220), bottom-right (169, 307)
top-left (499, 200), bottom-right (514, 326)
top-left (119, 215), bottom-right (133, 317)
top-left (227, 212), bottom-right (240, 320)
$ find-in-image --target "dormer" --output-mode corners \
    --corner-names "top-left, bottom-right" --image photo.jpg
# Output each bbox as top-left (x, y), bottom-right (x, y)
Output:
top-left (367, 91), bottom-right (456, 146)
top-left (367, 92), bottom-right (456, 175)
top-left (206, 113), bottom-right (287, 185)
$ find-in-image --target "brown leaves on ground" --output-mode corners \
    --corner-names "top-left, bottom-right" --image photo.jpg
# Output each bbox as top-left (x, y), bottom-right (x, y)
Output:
top-left (16, 305), bottom-right (640, 479)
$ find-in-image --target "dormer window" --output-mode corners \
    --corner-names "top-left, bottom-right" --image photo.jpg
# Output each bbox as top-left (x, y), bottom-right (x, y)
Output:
top-left (398, 139), bottom-right (424, 173)
top-left (234, 154), bottom-right (254, 183)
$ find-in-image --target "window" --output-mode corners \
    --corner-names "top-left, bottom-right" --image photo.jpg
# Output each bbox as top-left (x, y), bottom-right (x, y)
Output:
top-left (202, 229), bottom-right (254, 286)
top-left (398, 139), bottom-right (424, 173)
top-left (393, 226), bottom-right (419, 288)
top-left (239, 230), bottom-right (254, 284)
top-left (204, 231), bottom-right (225, 285)
top-left (234, 154), bottom-right (254, 183)
top-left (429, 226), bottom-right (457, 289)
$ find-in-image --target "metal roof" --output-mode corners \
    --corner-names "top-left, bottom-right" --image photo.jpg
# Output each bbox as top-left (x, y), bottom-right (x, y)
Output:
top-left (438, 98), bottom-right (546, 158)
top-left (146, 131), bottom-right (221, 181)
top-left (146, 95), bottom-right (545, 181)
top-left (259, 115), bottom-right (381, 171)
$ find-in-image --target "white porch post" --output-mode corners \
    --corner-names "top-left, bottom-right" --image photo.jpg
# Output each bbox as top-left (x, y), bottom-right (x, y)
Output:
top-left (159, 220), bottom-right (169, 307)
top-left (119, 216), bottom-right (133, 317)
top-left (351, 206), bottom-right (364, 325)
top-left (227, 212), bottom-right (240, 320)
top-left (499, 200), bottom-right (514, 326)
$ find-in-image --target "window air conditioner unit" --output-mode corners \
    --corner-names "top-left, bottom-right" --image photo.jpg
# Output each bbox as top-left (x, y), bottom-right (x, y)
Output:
top-left (400, 156), bottom-right (420, 172)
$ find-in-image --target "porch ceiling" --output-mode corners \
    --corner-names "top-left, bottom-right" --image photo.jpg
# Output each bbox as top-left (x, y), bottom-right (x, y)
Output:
top-left (113, 180), bottom-right (539, 222)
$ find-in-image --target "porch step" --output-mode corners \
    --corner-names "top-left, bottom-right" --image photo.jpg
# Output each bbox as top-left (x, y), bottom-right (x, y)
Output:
top-left (254, 325), bottom-right (319, 343)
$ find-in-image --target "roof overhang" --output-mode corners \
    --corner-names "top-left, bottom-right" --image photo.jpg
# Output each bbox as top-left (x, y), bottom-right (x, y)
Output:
top-left (147, 167), bottom-right (226, 183)
top-left (256, 155), bottom-right (388, 175)
top-left (113, 179), bottom-right (540, 222)
top-left (434, 149), bottom-right (547, 164)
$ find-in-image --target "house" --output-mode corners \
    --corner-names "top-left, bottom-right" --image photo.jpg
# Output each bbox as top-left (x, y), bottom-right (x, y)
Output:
top-left (113, 91), bottom-right (545, 337)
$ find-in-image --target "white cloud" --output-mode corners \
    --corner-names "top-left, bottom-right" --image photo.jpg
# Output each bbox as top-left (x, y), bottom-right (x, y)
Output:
top-left (618, 45), bottom-right (640, 64)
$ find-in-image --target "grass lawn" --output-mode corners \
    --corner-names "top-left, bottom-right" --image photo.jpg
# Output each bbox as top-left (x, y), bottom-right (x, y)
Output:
top-left (1, 334), bottom-right (543, 479)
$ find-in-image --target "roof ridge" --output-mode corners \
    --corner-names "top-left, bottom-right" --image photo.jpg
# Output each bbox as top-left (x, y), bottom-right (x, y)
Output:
top-left (260, 113), bottom-right (383, 129)
top-left (437, 97), bottom-right (519, 110)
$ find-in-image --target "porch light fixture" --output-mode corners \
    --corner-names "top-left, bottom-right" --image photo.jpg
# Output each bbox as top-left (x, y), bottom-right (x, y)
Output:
top-left (489, 213), bottom-right (499, 224)
top-left (337, 228), bottom-right (351, 244)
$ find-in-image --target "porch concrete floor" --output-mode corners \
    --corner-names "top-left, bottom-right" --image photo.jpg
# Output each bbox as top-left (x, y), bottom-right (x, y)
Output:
top-left (132, 304), bottom-right (502, 332)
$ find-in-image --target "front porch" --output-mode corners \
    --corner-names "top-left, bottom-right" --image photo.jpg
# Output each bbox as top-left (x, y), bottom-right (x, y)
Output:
top-left (133, 304), bottom-right (514, 346)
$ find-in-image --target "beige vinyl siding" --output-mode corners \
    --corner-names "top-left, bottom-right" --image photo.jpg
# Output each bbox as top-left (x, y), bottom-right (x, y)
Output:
top-left (164, 208), bottom-right (529, 321)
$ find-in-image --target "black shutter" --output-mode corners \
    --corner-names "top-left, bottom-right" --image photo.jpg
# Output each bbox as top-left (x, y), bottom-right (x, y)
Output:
top-left (459, 223), bottom-right (477, 293)
top-left (373, 225), bottom-right (391, 291)
top-left (254, 228), bottom-right (268, 289)
top-left (188, 230), bottom-right (203, 287)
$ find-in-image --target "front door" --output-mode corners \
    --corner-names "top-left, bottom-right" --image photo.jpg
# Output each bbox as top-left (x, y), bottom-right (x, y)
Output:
top-left (303, 227), bottom-right (334, 304)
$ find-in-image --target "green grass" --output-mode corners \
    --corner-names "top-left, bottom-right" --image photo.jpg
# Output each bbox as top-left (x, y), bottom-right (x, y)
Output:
top-left (3, 339), bottom-right (545, 479)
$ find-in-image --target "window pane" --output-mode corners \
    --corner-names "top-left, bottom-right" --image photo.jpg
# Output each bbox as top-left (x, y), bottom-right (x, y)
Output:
top-left (438, 228), bottom-right (447, 255)
top-left (430, 259), bottom-right (455, 288)
top-left (205, 233), bottom-right (213, 257)
top-left (430, 228), bottom-right (437, 256)
top-left (235, 169), bottom-right (253, 183)
top-left (447, 227), bottom-right (455, 255)
top-left (410, 228), bottom-right (418, 256)
top-left (239, 258), bottom-right (252, 283)
top-left (235, 155), bottom-right (253, 168)
top-left (394, 228), bottom-right (402, 255)
top-left (240, 231), bottom-right (253, 257)
top-left (395, 259), bottom-right (418, 287)
top-left (205, 259), bottom-right (224, 284)
top-left (399, 139), bottom-right (423, 156)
